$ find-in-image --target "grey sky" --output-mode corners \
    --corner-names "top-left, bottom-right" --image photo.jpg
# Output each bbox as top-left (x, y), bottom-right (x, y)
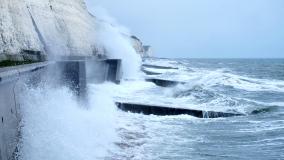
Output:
top-left (86, 0), bottom-right (284, 58)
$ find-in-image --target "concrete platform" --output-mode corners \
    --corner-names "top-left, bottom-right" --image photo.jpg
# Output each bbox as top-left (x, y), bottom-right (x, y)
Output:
top-left (142, 64), bottom-right (178, 70)
top-left (116, 102), bottom-right (245, 118)
top-left (146, 78), bottom-right (185, 87)
top-left (0, 62), bottom-right (49, 160)
top-left (0, 62), bottom-right (50, 83)
top-left (141, 68), bottom-right (162, 75)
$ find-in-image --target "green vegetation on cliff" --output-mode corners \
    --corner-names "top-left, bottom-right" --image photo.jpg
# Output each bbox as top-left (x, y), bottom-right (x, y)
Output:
top-left (0, 60), bottom-right (36, 68)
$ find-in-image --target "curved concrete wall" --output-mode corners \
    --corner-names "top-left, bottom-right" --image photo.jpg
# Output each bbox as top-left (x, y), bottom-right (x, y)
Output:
top-left (0, 63), bottom-right (48, 160)
top-left (0, 80), bottom-right (20, 160)
top-left (0, 59), bottom-right (121, 160)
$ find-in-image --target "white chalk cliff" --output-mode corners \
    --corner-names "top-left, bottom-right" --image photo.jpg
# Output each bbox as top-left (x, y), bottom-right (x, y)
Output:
top-left (0, 0), bottom-right (148, 60)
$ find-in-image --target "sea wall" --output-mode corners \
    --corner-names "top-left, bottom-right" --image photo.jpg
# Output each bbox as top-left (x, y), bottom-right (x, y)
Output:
top-left (0, 80), bottom-right (20, 160)
top-left (0, 62), bottom-right (48, 160)
top-left (0, 58), bottom-right (121, 160)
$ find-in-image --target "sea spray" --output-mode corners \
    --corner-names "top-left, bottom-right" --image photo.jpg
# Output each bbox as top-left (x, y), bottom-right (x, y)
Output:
top-left (90, 7), bottom-right (142, 79)
top-left (18, 85), bottom-right (118, 160)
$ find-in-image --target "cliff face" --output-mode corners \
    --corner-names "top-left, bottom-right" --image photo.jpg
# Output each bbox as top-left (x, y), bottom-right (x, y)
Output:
top-left (0, 0), bottom-right (149, 60)
top-left (129, 36), bottom-right (144, 55)
top-left (0, 0), bottom-right (97, 59)
top-left (130, 36), bottom-right (153, 57)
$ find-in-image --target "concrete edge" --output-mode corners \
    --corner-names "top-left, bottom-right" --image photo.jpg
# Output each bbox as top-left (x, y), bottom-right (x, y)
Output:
top-left (116, 102), bottom-right (245, 118)
top-left (0, 62), bottom-right (53, 84)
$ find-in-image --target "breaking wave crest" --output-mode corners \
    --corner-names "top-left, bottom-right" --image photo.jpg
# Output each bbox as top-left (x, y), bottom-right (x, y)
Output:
top-left (17, 85), bottom-right (118, 160)
top-left (141, 59), bottom-right (284, 115)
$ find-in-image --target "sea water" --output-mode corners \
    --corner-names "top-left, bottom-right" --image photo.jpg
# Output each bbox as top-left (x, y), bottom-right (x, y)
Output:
top-left (18, 58), bottom-right (284, 160)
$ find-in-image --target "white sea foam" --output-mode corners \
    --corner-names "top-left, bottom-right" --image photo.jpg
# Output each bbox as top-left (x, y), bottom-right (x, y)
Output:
top-left (143, 58), bottom-right (181, 68)
top-left (90, 80), bottom-right (247, 114)
top-left (155, 66), bottom-right (284, 93)
top-left (92, 7), bottom-right (142, 79)
top-left (18, 85), bottom-right (118, 160)
top-left (142, 67), bottom-right (177, 74)
top-left (105, 58), bottom-right (284, 114)
top-left (143, 58), bottom-right (284, 93)
top-left (201, 70), bottom-right (284, 93)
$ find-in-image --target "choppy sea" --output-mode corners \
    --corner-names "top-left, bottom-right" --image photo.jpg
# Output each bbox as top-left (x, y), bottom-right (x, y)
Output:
top-left (19, 58), bottom-right (284, 160)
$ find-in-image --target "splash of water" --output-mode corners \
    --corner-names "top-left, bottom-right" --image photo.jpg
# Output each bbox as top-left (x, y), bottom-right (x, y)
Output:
top-left (17, 85), bottom-right (118, 160)
top-left (91, 7), bottom-right (142, 79)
